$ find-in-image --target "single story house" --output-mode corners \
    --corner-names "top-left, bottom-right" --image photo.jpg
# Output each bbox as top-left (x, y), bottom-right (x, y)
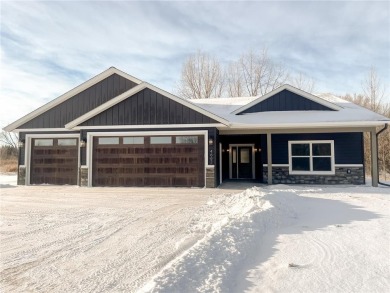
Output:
top-left (4, 67), bottom-right (389, 187)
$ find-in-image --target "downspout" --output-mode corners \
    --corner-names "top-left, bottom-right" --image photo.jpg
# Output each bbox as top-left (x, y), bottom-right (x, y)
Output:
top-left (377, 123), bottom-right (390, 187)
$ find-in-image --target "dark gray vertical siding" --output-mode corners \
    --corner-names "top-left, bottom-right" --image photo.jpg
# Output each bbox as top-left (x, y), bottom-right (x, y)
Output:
top-left (80, 88), bottom-right (219, 126)
top-left (19, 74), bottom-right (137, 129)
top-left (241, 90), bottom-right (334, 113)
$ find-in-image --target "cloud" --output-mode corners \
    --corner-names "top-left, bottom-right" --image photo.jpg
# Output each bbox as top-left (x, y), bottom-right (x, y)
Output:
top-left (1, 1), bottom-right (389, 128)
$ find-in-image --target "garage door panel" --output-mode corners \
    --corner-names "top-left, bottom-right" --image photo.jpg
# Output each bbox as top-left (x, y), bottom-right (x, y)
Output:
top-left (92, 135), bottom-right (205, 187)
top-left (30, 138), bottom-right (78, 185)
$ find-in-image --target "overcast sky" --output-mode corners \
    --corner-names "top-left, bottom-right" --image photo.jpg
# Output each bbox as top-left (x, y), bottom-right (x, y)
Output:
top-left (1, 1), bottom-right (389, 128)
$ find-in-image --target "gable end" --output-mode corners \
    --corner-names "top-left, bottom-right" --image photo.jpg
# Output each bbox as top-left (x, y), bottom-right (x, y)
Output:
top-left (79, 88), bottom-right (219, 126)
top-left (240, 89), bottom-right (336, 114)
top-left (18, 74), bottom-right (138, 129)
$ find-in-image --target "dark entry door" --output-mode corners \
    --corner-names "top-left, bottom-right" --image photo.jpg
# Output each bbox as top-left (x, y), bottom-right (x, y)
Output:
top-left (231, 146), bottom-right (253, 179)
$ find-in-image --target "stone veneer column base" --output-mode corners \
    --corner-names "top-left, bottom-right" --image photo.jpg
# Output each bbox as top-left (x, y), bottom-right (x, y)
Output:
top-left (17, 165), bottom-right (26, 185)
top-left (80, 167), bottom-right (88, 187)
top-left (206, 167), bottom-right (215, 188)
top-left (263, 166), bottom-right (364, 185)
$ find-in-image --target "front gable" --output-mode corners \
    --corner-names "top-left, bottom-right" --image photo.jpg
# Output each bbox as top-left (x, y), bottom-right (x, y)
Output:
top-left (77, 87), bottom-right (220, 127)
top-left (18, 73), bottom-right (138, 129)
top-left (232, 85), bottom-right (342, 115)
top-left (4, 67), bottom-right (142, 131)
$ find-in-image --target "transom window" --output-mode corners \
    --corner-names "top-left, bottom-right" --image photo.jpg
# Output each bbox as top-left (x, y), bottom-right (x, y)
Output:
top-left (288, 140), bottom-right (335, 174)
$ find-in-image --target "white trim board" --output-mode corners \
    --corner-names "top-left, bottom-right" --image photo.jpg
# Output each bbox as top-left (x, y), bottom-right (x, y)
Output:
top-left (65, 82), bottom-right (230, 129)
top-left (24, 133), bottom-right (81, 185)
top-left (86, 130), bottom-right (210, 187)
top-left (72, 123), bottom-right (227, 130)
top-left (231, 84), bottom-right (342, 115)
top-left (4, 67), bottom-right (142, 132)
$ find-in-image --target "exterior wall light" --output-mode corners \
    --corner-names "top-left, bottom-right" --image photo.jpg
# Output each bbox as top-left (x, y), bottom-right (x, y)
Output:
top-left (18, 140), bottom-right (25, 148)
top-left (208, 137), bottom-right (214, 146)
top-left (80, 139), bottom-right (87, 148)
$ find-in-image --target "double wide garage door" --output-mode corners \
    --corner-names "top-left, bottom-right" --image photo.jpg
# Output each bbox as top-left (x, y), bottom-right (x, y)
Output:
top-left (30, 138), bottom-right (79, 185)
top-left (92, 135), bottom-right (205, 187)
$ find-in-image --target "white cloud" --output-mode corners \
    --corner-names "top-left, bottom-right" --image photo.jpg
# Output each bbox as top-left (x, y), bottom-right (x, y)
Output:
top-left (1, 1), bottom-right (389, 128)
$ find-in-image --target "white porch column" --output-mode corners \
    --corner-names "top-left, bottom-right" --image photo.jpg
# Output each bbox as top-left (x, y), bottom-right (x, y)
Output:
top-left (370, 130), bottom-right (378, 187)
top-left (267, 133), bottom-right (272, 184)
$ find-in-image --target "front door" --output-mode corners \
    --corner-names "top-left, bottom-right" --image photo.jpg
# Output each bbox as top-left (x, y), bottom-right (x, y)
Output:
top-left (230, 145), bottom-right (254, 179)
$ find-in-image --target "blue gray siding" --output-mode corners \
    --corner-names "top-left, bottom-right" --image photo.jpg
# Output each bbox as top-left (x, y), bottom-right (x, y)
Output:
top-left (241, 89), bottom-right (334, 113)
top-left (267, 133), bottom-right (364, 164)
top-left (80, 88), bottom-right (218, 126)
top-left (19, 74), bottom-right (137, 129)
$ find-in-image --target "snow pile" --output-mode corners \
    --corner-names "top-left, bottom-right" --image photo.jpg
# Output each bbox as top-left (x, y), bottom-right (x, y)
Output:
top-left (141, 185), bottom-right (390, 293)
top-left (140, 187), bottom-right (293, 292)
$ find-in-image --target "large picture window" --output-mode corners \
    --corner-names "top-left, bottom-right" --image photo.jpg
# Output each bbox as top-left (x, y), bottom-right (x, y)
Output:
top-left (288, 140), bottom-right (335, 174)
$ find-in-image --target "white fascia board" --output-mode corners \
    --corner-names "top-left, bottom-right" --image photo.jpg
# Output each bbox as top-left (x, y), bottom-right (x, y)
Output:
top-left (143, 83), bottom-right (230, 126)
top-left (65, 83), bottom-right (147, 129)
top-left (66, 82), bottom-right (230, 129)
top-left (12, 128), bottom-right (76, 133)
top-left (228, 121), bottom-right (388, 129)
top-left (231, 84), bottom-right (343, 115)
top-left (73, 123), bottom-right (227, 130)
top-left (3, 67), bottom-right (143, 132)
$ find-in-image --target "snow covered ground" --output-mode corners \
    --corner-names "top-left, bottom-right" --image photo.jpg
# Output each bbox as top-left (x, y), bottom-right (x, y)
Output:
top-left (1, 174), bottom-right (389, 293)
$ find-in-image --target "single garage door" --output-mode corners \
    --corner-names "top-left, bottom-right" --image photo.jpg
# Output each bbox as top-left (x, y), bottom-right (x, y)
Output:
top-left (92, 135), bottom-right (205, 187)
top-left (30, 138), bottom-right (79, 185)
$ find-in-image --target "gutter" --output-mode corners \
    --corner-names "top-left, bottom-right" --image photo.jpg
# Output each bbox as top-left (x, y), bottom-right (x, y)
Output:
top-left (377, 123), bottom-right (390, 187)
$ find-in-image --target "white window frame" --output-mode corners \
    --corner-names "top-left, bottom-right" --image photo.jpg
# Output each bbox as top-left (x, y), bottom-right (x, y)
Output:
top-left (288, 140), bottom-right (335, 175)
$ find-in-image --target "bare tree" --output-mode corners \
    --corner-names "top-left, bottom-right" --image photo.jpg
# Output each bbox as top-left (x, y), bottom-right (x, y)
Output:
top-left (238, 49), bottom-right (288, 96)
top-left (342, 67), bottom-right (390, 180)
top-left (225, 61), bottom-right (244, 97)
top-left (362, 67), bottom-right (386, 112)
top-left (0, 131), bottom-right (18, 149)
top-left (289, 72), bottom-right (316, 93)
top-left (177, 50), bottom-right (225, 99)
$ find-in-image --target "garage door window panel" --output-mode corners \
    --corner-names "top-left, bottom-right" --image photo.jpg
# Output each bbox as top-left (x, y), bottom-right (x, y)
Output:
top-left (34, 139), bottom-right (53, 146)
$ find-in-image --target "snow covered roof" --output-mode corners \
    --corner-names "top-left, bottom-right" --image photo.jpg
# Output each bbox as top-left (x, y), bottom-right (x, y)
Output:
top-left (190, 89), bottom-right (389, 129)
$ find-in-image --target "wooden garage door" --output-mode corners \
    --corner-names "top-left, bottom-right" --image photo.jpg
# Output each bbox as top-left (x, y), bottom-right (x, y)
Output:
top-left (92, 135), bottom-right (205, 187)
top-left (30, 138), bottom-right (79, 185)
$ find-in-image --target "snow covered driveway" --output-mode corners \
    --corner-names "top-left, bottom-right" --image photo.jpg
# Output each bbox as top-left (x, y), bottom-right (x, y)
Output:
top-left (1, 175), bottom-right (389, 293)
top-left (0, 183), bottom-right (243, 293)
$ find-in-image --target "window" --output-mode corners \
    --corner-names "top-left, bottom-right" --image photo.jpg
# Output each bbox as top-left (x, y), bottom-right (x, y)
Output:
top-left (123, 137), bottom-right (144, 144)
top-left (176, 136), bottom-right (198, 144)
top-left (58, 139), bottom-right (77, 146)
top-left (289, 140), bottom-right (334, 174)
top-left (34, 139), bottom-right (53, 146)
top-left (240, 148), bottom-right (250, 163)
top-left (150, 136), bottom-right (172, 144)
top-left (98, 137), bottom-right (119, 145)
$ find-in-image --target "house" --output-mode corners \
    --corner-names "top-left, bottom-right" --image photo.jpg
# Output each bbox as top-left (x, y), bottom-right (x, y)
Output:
top-left (4, 67), bottom-right (389, 188)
